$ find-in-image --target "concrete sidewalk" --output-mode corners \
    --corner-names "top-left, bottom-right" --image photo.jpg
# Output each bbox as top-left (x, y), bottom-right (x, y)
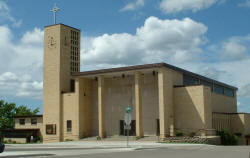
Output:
top-left (5, 140), bottom-right (208, 149)
top-left (1, 141), bottom-right (214, 157)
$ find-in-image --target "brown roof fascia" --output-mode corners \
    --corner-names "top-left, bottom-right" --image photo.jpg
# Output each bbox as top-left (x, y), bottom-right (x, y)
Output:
top-left (72, 63), bottom-right (164, 76)
top-left (72, 62), bottom-right (237, 90)
top-left (14, 115), bottom-right (43, 118)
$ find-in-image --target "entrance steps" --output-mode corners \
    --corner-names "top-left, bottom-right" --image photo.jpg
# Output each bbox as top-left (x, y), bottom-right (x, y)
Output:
top-left (79, 135), bottom-right (220, 144)
top-left (163, 136), bottom-right (221, 145)
top-left (80, 135), bottom-right (160, 141)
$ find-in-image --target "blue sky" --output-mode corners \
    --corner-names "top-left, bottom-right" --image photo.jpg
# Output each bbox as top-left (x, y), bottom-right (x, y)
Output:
top-left (0, 0), bottom-right (250, 113)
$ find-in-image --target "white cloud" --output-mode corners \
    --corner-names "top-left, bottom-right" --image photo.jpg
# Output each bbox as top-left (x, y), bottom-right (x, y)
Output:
top-left (0, 1), bottom-right (22, 27)
top-left (208, 34), bottom-right (250, 61)
top-left (82, 16), bottom-right (207, 68)
top-left (0, 72), bottom-right (43, 99)
top-left (159, 0), bottom-right (224, 14)
top-left (239, 0), bottom-right (250, 7)
top-left (120, 0), bottom-right (145, 12)
top-left (21, 28), bottom-right (44, 44)
top-left (0, 25), bottom-right (43, 99)
top-left (221, 41), bottom-right (247, 61)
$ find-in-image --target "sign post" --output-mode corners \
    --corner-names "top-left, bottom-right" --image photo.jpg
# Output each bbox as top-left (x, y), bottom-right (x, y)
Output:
top-left (124, 106), bottom-right (132, 147)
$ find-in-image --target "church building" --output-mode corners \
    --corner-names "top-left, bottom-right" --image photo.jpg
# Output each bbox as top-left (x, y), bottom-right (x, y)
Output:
top-left (42, 23), bottom-right (250, 145)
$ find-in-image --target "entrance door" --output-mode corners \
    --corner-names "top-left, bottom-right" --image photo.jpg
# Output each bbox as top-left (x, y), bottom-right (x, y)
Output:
top-left (120, 120), bottom-right (125, 135)
top-left (130, 120), bottom-right (136, 136)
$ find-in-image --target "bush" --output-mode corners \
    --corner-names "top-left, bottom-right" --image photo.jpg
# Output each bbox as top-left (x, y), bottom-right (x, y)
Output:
top-left (38, 136), bottom-right (43, 142)
top-left (175, 130), bottom-right (184, 137)
top-left (219, 129), bottom-right (238, 145)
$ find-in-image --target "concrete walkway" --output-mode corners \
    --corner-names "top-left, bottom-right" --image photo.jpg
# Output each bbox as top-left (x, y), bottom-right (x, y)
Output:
top-left (1, 140), bottom-right (209, 157)
top-left (5, 140), bottom-right (207, 148)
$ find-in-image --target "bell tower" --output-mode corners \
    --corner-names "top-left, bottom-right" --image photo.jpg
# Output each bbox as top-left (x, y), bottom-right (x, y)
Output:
top-left (43, 23), bottom-right (80, 142)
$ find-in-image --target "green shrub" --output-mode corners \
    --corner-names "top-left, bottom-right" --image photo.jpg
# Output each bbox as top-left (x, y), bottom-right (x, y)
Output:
top-left (38, 136), bottom-right (43, 142)
top-left (175, 130), bottom-right (184, 137)
top-left (219, 129), bottom-right (238, 145)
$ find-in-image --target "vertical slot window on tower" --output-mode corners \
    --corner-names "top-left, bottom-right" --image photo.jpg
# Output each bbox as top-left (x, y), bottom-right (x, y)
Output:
top-left (70, 30), bottom-right (79, 73)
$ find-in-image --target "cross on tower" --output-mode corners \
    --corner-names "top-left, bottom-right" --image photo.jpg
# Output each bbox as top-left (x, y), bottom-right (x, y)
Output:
top-left (50, 3), bottom-right (60, 24)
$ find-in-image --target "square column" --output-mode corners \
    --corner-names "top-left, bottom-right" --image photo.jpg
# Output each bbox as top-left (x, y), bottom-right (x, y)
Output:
top-left (135, 72), bottom-right (143, 137)
top-left (98, 76), bottom-right (106, 138)
top-left (158, 68), bottom-right (174, 139)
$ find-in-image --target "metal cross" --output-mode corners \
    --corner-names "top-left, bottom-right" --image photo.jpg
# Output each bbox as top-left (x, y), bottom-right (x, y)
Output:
top-left (50, 3), bottom-right (60, 24)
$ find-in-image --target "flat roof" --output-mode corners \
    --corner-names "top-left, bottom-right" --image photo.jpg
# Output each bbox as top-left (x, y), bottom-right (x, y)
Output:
top-left (72, 62), bottom-right (237, 90)
top-left (44, 23), bottom-right (80, 31)
top-left (14, 115), bottom-right (43, 118)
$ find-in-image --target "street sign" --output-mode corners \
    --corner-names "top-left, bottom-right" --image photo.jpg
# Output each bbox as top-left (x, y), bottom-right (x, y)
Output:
top-left (126, 106), bottom-right (132, 113)
top-left (124, 125), bottom-right (131, 130)
top-left (125, 106), bottom-right (132, 148)
top-left (124, 113), bottom-right (131, 125)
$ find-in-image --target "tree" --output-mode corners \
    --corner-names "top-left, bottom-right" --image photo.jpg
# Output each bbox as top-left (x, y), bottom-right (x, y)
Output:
top-left (0, 100), bottom-right (16, 129)
top-left (0, 100), bottom-right (40, 129)
top-left (15, 105), bottom-right (39, 116)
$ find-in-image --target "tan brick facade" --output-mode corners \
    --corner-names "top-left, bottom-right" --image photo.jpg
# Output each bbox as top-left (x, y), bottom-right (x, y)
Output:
top-left (15, 116), bottom-right (43, 131)
top-left (41, 24), bottom-right (249, 145)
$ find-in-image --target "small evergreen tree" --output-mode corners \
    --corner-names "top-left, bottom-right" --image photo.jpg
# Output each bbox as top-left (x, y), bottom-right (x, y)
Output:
top-left (219, 128), bottom-right (238, 145)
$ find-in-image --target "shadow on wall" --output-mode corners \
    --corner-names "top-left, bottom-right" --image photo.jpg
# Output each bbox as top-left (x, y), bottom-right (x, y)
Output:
top-left (174, 86), bottom-right (209, 136)
top-left (231, 114), bottom-right (247, 145)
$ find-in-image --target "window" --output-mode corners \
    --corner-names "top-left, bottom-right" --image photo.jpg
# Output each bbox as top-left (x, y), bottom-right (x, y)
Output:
top-left (224, 88), bottom-right (234, 97)
top-left (67, 120), bottom-right (72, 132)
top-left (46, 124), bottom-right (56, 135)
top-left (19, 119), bottom-right (25, 125)
top-left (70, 79), bottom-right (75, 92)
top-left (214, 84), bottom-right (224, 95)
top-left (183, 75), bottom-right (199, 86)
top-left (200, 80), bottom-right (213, 91)
top-left (31, 118), bottom-right (37, 125)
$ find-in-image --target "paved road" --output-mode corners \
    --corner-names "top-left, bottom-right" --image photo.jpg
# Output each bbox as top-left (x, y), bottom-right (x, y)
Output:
top-left (1, 141), bottom-right (250, 158)
top-left (51, 146), bottom-right (250, 158)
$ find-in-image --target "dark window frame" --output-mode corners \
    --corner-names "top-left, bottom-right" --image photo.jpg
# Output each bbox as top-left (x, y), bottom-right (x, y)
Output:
top-left (214, 84), bottom-right (224, 95)
top-left (200, 80), bottom-right (213, 91)
top-left (31, 118), bottom-right (37, 125)
top-left (224, 88), bottom-right (234, 97)
top-left (19, 119), bottom-right (25, 125)
top-left (183, 75), bottom-right (199, 86)
top-left (70, 79), bottom-right (75, 92)
top-left (46, 124), bottom-right (56, 135)
top-left (67, 120), bottom-right (72, 132)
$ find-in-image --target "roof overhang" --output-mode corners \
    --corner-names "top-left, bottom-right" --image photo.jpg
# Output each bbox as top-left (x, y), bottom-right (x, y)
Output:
top-left (72, 62), bottom-right (238, 90)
